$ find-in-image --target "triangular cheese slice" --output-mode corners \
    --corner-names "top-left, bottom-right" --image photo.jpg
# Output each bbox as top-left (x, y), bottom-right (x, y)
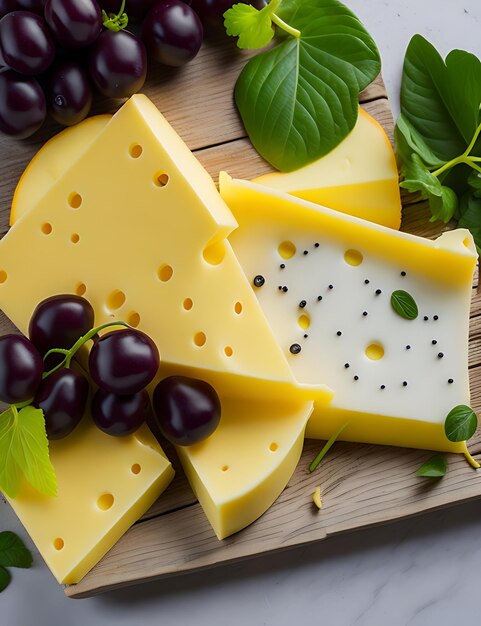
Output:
top-left (253, 108), bottom-right (402, 229)
top-left (220, 174), bottom-right (477, 455)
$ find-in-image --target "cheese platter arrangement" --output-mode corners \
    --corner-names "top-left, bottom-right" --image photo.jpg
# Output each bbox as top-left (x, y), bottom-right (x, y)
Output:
top-left (0, 0), bottom-right (480, 599)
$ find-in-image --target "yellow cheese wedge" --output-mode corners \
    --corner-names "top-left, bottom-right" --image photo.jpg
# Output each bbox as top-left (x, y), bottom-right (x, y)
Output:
top-left (7, 420), bottom-right (174, 584)
top-left (0, 96), bottom-right (331, 555)
top-left (178, 397), bottom-right (312, 539)
top-left (253, 108), bottom-right (402, 230)
top-left (220, 174), bottom-right (477, 455)
top-left (11, 115), bottom-right (111, 226)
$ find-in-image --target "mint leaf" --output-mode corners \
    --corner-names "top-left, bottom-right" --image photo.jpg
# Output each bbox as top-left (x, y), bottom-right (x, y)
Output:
top-left (390, 290), bottom-right (418, 320)
top-left (445, 405), bottom-right (478, 442)
top-left (400, 35), bottom-right (481, 162)
top-left (400, 153), bottom-right (458, 222)
top-left (0, 566), bottom-right (11, 593)
top-left (0, 532), bottom-right (33, 569)
top-left (234, 0), bottom-right (381, 171)
top-left (224, 3), bottom-right (275, 50)
top-left (415, 455), bottom-right (447, 478)
top-left (0, 405), bottom-right (57, 498)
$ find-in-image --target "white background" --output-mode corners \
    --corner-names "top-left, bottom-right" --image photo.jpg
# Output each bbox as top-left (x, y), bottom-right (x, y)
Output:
top-left (2, 1), bottom-right (481, 624)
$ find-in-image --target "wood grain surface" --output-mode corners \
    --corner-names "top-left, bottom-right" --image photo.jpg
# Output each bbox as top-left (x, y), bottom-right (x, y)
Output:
top-left (0, 32), bottom-right (479, 599)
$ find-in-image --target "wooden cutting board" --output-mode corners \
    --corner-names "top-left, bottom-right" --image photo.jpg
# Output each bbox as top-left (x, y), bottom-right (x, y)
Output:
top-left (0, 31), bottom-right (480, 599)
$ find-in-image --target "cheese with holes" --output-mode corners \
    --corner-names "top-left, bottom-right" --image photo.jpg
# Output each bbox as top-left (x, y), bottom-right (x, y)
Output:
top-left (178, 397), bottom-right (312, 539)
top-left (0, 96), bottom-right (330, 555)
top-left (220, 174), bottom-right (477, 455)
top-left (7, 420), bottom-right (174, 584)
top-left (253, 108), bottom-right (402, 230)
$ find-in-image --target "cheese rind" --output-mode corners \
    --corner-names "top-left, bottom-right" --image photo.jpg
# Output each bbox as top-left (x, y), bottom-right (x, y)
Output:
top-left (220, 174), bottom-right (477, 454)
top-left (253, 108), bottom-right (402, 229)
top-left (177, 397), bottom-right (312, 539)
top-left (7, 420), bottom-right (174, 584)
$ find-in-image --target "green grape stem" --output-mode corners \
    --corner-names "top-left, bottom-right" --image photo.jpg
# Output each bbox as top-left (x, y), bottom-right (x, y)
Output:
top-left (42, 321), bottom-right (131, 379)
top-left (268, 0), bottom-right (301, 38)
top-left (102, 0), bottom-right (128, 32)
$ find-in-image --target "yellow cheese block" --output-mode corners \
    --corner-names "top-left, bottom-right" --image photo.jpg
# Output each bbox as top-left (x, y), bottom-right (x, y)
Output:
top-left (7, 420), bottom-right (174, 584)
top-left (178, 397), bottom-right (312, 539)
top-left (253, 108), bottom-right (402, 230)
top-left (11, 115), bottom-right (111, 226)
top-left (220, 174), bottom-right (477, 455)
top-left (0, 95), bottom-right (330, 404)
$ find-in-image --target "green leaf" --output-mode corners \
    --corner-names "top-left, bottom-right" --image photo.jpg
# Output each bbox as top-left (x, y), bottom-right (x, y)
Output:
top-left (415, 455), bottom-right (447, 478)
top-left (445, 405), bottom-right (478, 442)
top-left (390, 290), bottom-right (419, 320)
top-left (0, 566), bottom-right (11, 593)
top-left (234, 0), bottom-right (381, 171)
top-left (0, 405), bottom-right (57, 498)
top-left (309, 422), bottom-right (347, 472)
top-left (401, 35), bottom-right (481, 162)
top-left (395, 115), bottom-right (445, 169)
top-left (0, 532), bottom-right (33, 569)
top-left (224, 2), bottom-right (275, 50)
top-left (400, 153), bottom-right (458, 222)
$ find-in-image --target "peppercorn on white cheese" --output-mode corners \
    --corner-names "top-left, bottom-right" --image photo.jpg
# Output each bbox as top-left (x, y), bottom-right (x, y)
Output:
top-left (220, 174), bottom-right (477, 454)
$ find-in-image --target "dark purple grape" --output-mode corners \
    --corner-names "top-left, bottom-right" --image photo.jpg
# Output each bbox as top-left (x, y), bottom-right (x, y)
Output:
top-left (0, 11), bottom-right (55, 75)
top-left (29, 294), bottom-right (95, 358)
top-left (142, 0), bottom-right (202, 67)
top-left (0, 0), bottom-right (20, 18)
top-left (89, 29), bottom-right (146, 98)
top-left (89, 329), bottom-right (159, 395)
top-left (34, 368), bottom-right (89, 439)
top-left (45, 59), bottom-right (92, 126)
top-left (0, 70), bottom-right (46, 138)
top-left (45, 0), bottom-right (102, 48)
top-left (17, 0), bottom-right (46, 12)
top-left (152, 376), bottom-right (221, 446)
top-left (0, 334), bottom-right (43, 404)
top-left (91, 388), bottom-right (148, 436)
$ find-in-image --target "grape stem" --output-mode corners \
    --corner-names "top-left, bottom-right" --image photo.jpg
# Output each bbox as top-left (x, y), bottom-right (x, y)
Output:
top-left (102, 0), bottom-right (128, 33)
top-left (42, 321), bottom-right (131, 379)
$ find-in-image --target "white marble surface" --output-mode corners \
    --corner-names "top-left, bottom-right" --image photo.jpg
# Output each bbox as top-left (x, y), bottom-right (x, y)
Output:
top-left (2, 1), bottom-right (481, 624)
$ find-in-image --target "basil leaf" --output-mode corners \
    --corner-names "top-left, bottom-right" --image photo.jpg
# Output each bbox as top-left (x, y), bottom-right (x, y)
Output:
top-left (0, 566), bottom-right (11, 593)
top-left (0, 532), bottom-right (33, 569)
top-left (395, 115), bottom-right (445, 169)
top-left (415, 455), bottom-right (447, 478)
top-left (235, 0), bottom-right (381, 171)
top-left (445, 405), bottom-right (478, 442)
top-left (399, 154), bottom-right (457, 222)
top-left (390, 290), bottom-right (419, 320)
top-left (401, 35), bottom-right (481, 161)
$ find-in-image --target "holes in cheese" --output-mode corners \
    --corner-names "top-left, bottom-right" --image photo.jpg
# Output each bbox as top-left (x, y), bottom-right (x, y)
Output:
top-left (344, 249), bottom-right (363, 266)
top-left (53, 538), bottom-right (65, 551)
top-left (0, 270), bottom-right (7, 283)
top-left (278, 240), bottom-right (296, 259)
top-left (41, 222), bottom-right (53, 235)
top-left (97, 493), bottom-right (115, 511)
top-left (183, 298), bottom-right (193, 311)
top-left (224, 346), bottom-right (233, 357)
top-left (193, 331), bottom-right (206, 347)
top-left (157, 264), bottom-right (173, 282)
top-left (129, 144), bottom-right (143, 159)
top-left (75, 282), bottom-right (87, 296)
top-left (70, 233), bottom-right (80, 244)
top-left (154, 172), bottom-right (169, 187)
top-left (107, 289), bottom-right (126, 310)
top-left (126, 311), bottom-right (141, 327)
top-left (131, 463), bottom-right (141, 474)
top-left (234, 301), bottom-right (242, 315)
top-left (68, 193), bottom-right (82, 209)
top-left (221, 174), bottom-right (477, 454)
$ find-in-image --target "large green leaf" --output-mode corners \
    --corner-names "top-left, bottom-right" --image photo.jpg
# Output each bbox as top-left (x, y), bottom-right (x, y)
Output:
top-left (235, 0), bottom-right (380, 171)
top-left (401, 35), bottom-right (481, 161)
top-left (0, 532), bottom-right (33, 569)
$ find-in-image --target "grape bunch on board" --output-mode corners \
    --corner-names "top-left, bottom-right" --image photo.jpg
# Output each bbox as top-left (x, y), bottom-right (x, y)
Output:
top-left (0, 0), bottom-right (256, 139)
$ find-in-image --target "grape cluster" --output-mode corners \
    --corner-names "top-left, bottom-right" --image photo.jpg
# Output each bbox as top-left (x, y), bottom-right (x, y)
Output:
top-left (0, 0), bottom-right (243, 139)
top-left (0, 293), bottom-right (221, 446)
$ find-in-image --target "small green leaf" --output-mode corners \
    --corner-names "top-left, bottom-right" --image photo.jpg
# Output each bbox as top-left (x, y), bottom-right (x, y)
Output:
top-left (0, 405), bottom-right (57, 499)
top-left (395, 115), bottom-right (445, 169)
top-left (309, 423), bottom-right (348, 472)
top-left (390, 290), bottom-right (419, 320)
top-left (0, 566), bottom-right (11, 593)
top-left (400, 153), bottom-right (458, 222)
top-left (445, 405), bottom-right (478, 442)
top-left (224, 3), bottom-right (275, 50)
top-left (415, 455), bottom-right (447, 478)
top-left (0, 532), bottom-right (33, 569)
